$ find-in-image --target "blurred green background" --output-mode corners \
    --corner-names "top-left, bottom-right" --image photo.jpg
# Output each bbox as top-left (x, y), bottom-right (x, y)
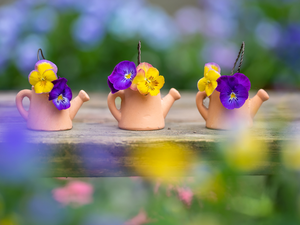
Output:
top-left (1, 0), bottom-right (300, 92)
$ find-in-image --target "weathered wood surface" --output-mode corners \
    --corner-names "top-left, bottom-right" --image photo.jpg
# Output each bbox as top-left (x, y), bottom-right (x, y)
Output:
top-left (0, 90), bottom-right (298, 176)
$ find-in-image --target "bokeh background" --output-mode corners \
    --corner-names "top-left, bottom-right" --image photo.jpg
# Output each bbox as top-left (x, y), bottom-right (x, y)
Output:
top-left (1, 0), bottom-right (300, 92)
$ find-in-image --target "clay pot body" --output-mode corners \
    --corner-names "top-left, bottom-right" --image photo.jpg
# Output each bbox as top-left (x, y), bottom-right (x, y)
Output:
top-left (16, 87), bottom-right (90, 131)
top-left (196, 89), bottom-right (269, 130)
top-left (107, 88), bottom-right (181, 130)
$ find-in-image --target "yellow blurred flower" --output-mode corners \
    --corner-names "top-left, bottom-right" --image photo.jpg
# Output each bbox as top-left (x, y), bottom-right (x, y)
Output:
top-left (282, 140), bottom-right (300, 170)
top-left (130, 142), bottom-right (194, 179)
top-left (222, 130), bottom-right (269, 172)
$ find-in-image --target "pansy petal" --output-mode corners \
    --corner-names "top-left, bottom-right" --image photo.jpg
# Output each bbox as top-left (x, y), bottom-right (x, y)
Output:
top-left (206, 69), bottom-right (221, 81)
top-left (234, 84), bottom-right (249, 105)
top-left (130, 70), bottom-right (145, 91)
top-left (48, 85), bottom-right (62, 100)
top-left (34, 81), bottom-right (54, 94)
top-left (108, 71), bottom-right (123, 84)
top-left (205, 83), bottom-right (215, 97)
top-left (204, 62), bottom-right (221, 75)
top-left (216, 76), bottom-right (230, 92)
top-left (52, 77), bottom-right (67, 87)
top-left (43, 69), bottom-right (58, 82)
top-left (197, 77), bottom-right (207, 92)
top-left (108, 79), bottom-right (119, 94)
top-left (115, 61), bottom-right (137, 77)
top-left (137, 82), bottom-right (149, 95)
top-left (36, 60), bottom-right (58, 74)
top-left (51, 77), bottom-right (67, 97)
top-left (28, 70), bottom-right (40, 86)
top-left (149, 88), bottom-right (160, 96)
top-left (113, 77), bottom-right (132, 90)
top-left (227, 76), bottom-right (239, 89)
top-left (219, 85), bottom-right (235, 110)
top-left (137, 62), bottom-right (153, 73)
top-left (155, 75), bottom-right (165, 90)
top-left (53, 96), bottom-right (70, 110)
top-left (147, 67), bottom-right (160, 79)
top-left (233, 73), bottom-right (251, 91)
top-left (219, 84), bottom-right (248, 110)
top-left (63, 85), bottom-right (72, 101)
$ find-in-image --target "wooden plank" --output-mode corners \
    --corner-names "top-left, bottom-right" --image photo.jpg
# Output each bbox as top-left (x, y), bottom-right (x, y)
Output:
top-left (0, 91), bottom-right (297, 176)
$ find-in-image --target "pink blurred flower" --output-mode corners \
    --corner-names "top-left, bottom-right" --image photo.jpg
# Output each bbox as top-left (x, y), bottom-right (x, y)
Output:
top-left (177, 187), bottom-right (193, 207)
top-left (52, 181), bottom-right (93, 207)
top-left (125, 209), bottom-right (151, 225)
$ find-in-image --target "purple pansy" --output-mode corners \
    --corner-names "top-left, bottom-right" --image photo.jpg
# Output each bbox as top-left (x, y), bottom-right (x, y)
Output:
top-left (216, 73), bottom-right (251, 110)
top-left (49, 77), bottom-right (72, 110)
top-left (108, 61), bottom-right (137, 93)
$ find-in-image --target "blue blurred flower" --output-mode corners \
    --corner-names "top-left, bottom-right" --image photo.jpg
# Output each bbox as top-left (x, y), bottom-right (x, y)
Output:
top-left (30, 7), bottom-right (58, 33)
top-left (15, 35), bottom-right (48, 73)
top-left (0, 47), bottom-right (10, 73)
top-left (50, 0), bottom-right (79, 11)
top-left (28, 194), bottom-right (65, 225)
top-left (77, 0), bottom-right (120, 22)
top-left (0, 125), bottom-right (37, 183)
top-left (255, 20), bottom-right (281, 49)
top-left (138, 5), bottom-right (180, 50)
top-left (175, 7), bottom-right (203, 35)
top-left (277, 23), bottom-right (300, 70)
top-left (202, 0), bottom-right (240, 18)
top-left (108, 0), bottom-right (145, 40)
top-left (201, 42), bottom-right (238, 70)
top-left (82, 215), bottom-right (124, 225)
top-left (202, 10), bottom-right (237, 39)
top-left (0, 4), bottom-right (25, 48)
top-left (72, 15), bottom-right (105, 50)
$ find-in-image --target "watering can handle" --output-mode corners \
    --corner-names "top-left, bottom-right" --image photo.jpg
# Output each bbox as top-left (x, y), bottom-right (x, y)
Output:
top-left (16, 89), bottom-right (32, 121)
top-left (107, 90), bottom-right (124, 122)
top-left (196, 91), bottom-right (208, 121)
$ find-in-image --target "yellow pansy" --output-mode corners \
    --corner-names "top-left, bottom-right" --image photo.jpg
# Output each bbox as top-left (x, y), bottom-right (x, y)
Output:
top-left (197, 62), bottom-right (221, 97)
top-left (131, 62), bottom-right (165, 96)
top-left (28, 60), bottom-right (58, 94)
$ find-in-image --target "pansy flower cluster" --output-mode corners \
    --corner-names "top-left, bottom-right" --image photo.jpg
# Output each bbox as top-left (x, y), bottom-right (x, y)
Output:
top-left (28, 60), bottom-right (72, 110)
top-left (197, 62), bottom-right (251, 110)
top-left (108, 61), bottom-right (165, 96)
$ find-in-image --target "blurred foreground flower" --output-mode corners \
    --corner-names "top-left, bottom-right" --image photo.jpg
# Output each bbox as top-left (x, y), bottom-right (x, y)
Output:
top-left (222, 130), bottom-right (268, 172)
top-left (0, 125), bottom-right (38, 183)
top-left (125, 209), bottom-right (151, 225)
top-left (177, 187), bottom-right (193, 207)
top-left (52, 181), bottom-right (93, 207)
top-left (131, 142), bottom-right (195, 179)
top-left (282, 139), bottom-right (300, 170)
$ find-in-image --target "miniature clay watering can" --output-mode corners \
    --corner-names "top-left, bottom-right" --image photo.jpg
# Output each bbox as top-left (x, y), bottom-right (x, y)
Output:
top-left (16, 87), bottom-right (90, 131)
top-left (196, 89), bottom-right (269, 130)
top-left (107, 88), bottom-right (181, 130)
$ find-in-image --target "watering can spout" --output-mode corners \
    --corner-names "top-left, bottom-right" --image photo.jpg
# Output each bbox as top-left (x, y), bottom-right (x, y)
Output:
top-left (161, 88), bottom-right (181, 118)
top-left (69, 90), bottom-right (90, 120)
top-left (250, 89), bottom-right (269, 119)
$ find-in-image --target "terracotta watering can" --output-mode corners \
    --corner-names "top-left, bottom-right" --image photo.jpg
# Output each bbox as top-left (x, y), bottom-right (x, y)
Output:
top-left (196, 89), bottom-right (269, 130)
top-left (107, 88), bottom-right (181, 130)
top-left (16, 87), bottom-right (90, 131)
